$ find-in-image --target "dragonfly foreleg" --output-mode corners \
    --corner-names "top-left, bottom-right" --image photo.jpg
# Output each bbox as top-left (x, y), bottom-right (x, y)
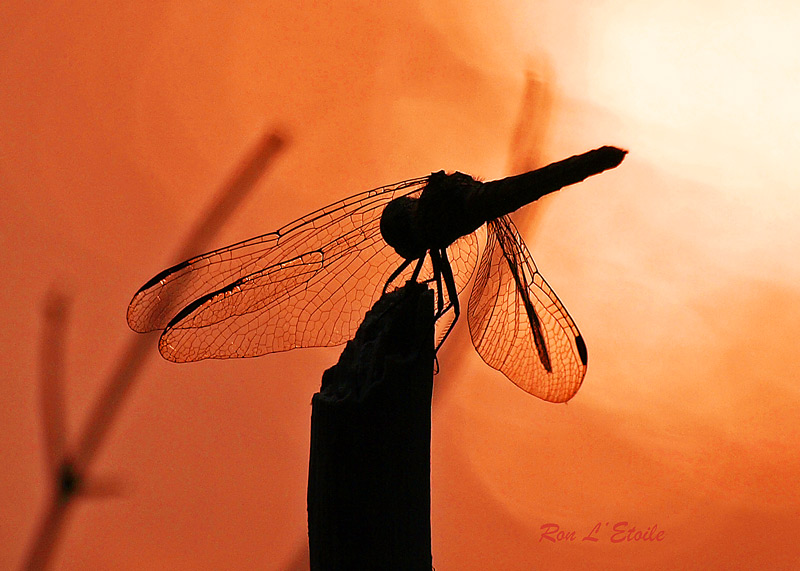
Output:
top-left (383, 253), bottom-right (429, 295)
top-left (383, 258), bottom-right (413, 294)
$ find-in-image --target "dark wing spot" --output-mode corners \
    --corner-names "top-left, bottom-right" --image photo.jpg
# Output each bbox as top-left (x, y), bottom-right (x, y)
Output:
top-left (575, 334), bottom-right (588, 366)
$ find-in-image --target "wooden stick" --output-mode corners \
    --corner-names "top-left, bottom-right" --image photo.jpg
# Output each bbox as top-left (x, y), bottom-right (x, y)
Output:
top-left (308, 281), bottom-right (435, 570)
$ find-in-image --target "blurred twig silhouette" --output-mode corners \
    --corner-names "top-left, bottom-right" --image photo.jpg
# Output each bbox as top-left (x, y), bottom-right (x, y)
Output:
top-left (23, 129), bottom-right (287, 570)
top-left (506, 64), bottom-right (554, 230)
top-left (39, 292), bottom-right (70, 489)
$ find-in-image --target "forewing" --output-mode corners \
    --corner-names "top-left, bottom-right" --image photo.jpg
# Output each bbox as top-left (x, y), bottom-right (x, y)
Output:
top-left (467, 216), bottom-right (587, 402)
top-left (129, 174), bottom-right (482, 362)
top-left (127, 176), bottom-right (428, 333)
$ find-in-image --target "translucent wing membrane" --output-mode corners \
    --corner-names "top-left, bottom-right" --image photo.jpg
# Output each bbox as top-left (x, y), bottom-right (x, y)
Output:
top-left (128, 176), bottom-right (480, 362)
top-left (467, 216), bottom-right (587, 402)
top-left (128, 177), bottom-right (425, 333)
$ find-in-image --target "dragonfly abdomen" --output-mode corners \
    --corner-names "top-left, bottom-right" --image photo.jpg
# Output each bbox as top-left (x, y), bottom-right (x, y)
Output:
top-left (380, 146), bottom-right (626, 264)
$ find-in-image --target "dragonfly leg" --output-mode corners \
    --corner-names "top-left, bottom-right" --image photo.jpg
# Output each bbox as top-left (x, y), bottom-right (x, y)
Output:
top-left (409, 255), bottom-right (426, 283)
top-left (429, 249), bottom-right (445, 316)
top-left (383, 253), bottom-right (429, 295)
top-left (433, 247), bottom-right (460, 353)
top-left (383, 258), bottom-right (413, 294)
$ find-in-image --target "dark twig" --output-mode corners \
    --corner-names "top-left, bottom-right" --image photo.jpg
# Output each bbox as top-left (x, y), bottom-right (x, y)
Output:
top-left (22, 129), bottom-right (287, 570)
top-left (39, 292), bottom-right (70, 486)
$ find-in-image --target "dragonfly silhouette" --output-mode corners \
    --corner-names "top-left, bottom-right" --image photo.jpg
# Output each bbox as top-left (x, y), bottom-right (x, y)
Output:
top-left (128, 146), bottom-right (626, 402)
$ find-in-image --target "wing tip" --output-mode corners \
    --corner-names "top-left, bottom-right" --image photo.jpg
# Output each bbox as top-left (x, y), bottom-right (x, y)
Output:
top-left (575, 334), bottom-right (588, 366)
top-left (158, 336), bottom-right (186, 363)
top-left (158, 323), bottom-right (202, 363)
top-left (126, 294), bottom-right (153, 333)
top-left (127, 257), bottom-right (200, 332)
top-left (143, 258), bottom-right (195, 290)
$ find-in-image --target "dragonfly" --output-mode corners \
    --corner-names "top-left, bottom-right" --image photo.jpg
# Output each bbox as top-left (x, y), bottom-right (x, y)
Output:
top-left (128, 146), bottom-right (626, 402)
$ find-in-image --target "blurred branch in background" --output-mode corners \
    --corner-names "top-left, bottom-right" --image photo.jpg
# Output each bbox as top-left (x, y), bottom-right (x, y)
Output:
top-left (506, 63), bottom-right (554, 231)
top-left (39, 292), bottom-right (70, 489)
top-left (23, 128), bottom-right (288, 571)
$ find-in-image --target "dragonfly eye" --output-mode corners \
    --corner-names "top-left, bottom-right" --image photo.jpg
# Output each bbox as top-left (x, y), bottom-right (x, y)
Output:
top-left (380, 195), bottom-right (427, 261)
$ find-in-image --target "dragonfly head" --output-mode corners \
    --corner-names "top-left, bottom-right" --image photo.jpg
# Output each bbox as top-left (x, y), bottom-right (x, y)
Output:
top-left (380, 195), bottom-right (427, 261)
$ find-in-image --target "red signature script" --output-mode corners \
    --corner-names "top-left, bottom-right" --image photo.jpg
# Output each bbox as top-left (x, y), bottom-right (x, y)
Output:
top-left (540, 522), bottom-right (665, 543)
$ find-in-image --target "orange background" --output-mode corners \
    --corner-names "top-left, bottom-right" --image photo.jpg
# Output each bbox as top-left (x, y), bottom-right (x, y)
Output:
top-left (3, 1), bottom-right (800, 569)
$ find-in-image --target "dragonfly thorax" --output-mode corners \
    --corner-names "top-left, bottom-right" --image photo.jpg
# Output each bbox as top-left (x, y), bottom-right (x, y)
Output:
top-left (380, 170), bottom-right (486, 261)
top-left (380, 195), bottom-right (426, 260)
